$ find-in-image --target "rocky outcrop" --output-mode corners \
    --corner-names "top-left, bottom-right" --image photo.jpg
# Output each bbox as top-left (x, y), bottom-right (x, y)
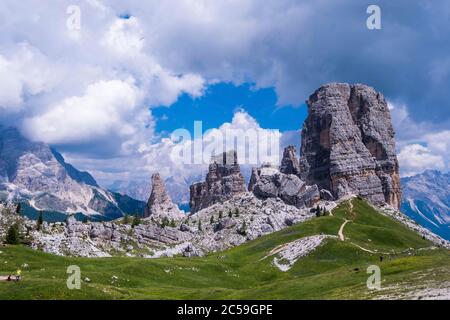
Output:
top-left (0, 192), bottom-right (321, 257)
top-left (189, 151), bottom-right (246, 213)
top-left (268, 235), bottom-right (336, 271)
top-left (300, 83), bottom-right (401, 209)
top-left (280, 146), bottom-right (301, 176)
top-left (144, 173), bottom-right (185, 222)
top-left (185, 192), bottom-right (318, 253)
top-left (249, 164), bottom-right (320, 208)
top-left (0, 202), bottom-right (191, 257)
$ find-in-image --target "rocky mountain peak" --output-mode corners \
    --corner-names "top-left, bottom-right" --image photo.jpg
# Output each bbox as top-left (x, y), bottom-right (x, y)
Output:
top-left (189, 150), bottom-right (246, 213)
top-left (280, 145), bottom-right (300, 176)
top-left (401, 170), bottom-right (450, 240)
top-left (300, 82), bottom-right (401, 209)
top-left (144, 173), bottom-right (184, 221)
top-left (0, 126), bottom-right (145, 219)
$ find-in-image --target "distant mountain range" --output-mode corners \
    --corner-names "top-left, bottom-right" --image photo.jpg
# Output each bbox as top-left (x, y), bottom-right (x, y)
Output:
top-left (0, 126), bottom-right (145, 221)
top-left (401, 170), bottom-right (450, 240)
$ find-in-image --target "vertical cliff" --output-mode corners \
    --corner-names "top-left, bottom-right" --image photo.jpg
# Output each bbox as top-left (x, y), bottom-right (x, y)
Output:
top-left (300, 83), bottom-right (401, 209)
top-left (145, 173), bottom-right (185, 221)
top-left (189, 151), bottom-right (246, 213)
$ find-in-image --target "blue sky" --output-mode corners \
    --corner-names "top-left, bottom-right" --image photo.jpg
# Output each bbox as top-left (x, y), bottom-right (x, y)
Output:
top-left (0, 0), bottom-right (449, 184)
top-left (152, 83), bottom-right (307, 136)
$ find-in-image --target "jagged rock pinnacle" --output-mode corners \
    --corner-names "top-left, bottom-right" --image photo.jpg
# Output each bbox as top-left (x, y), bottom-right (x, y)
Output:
top-left (145, 173), bottom-right (185, 221)
top-left (189, 150), bottom-right (246, 213)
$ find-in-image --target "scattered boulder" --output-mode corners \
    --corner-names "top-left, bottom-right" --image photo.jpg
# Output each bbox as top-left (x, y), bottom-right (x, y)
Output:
top-left (320, 189), bottom-right (334, 201)
top-left (213, 217), bottom-right (237, 232)
top-left (249, 164), bottom-right (320, 209)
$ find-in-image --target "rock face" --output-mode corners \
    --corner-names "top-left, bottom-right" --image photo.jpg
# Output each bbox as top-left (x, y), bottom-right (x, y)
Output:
top-left (144, 173), bottom-right (185, 222)
top-left (300, 83), bottom-right (401, 209)
top-left (189, 151), bottom-right (246, 213)
top-left (401, 170), bottom-right (450, 241)
top-left (249, 164), bottom-right (320, 208)
top-left (185, 192), bottom-right (318, 253)
top-left (280, 146), bottom-right (301, 176)
top-left (0, 126), bottom-right (145, 220)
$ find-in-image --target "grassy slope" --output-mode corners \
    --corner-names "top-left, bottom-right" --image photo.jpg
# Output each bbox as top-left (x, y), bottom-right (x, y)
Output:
top-left (0, 198), bottom-right (449, 300)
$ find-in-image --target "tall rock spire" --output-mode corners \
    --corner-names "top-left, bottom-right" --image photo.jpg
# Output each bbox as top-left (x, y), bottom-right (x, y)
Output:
top-left (280, 146), bottom-right (301, 176)
top-left (300, 83), bottom-right (401, 209)
top-left (189, 150), bottom-right (246, 213)
top-left (145, 173), bottom-right (185, 221)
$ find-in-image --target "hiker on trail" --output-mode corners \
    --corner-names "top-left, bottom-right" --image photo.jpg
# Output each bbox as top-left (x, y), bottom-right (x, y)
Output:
top-left (15, 269), bottom-right (21, 281)
top-left (7, 275), bottom-right (11, 281)
top-left (379, 256), bottom-right (383, 263)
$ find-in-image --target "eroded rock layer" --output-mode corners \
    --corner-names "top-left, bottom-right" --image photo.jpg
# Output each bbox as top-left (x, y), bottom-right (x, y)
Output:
top-left (144, 173), bottom-right (185, 222)
top-left (189, 151), bottom-right (246, 213)
top-left (300, 83), bottom-right (401, 209)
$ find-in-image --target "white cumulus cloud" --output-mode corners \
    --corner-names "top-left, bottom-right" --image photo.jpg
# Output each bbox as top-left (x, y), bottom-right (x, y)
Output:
top-left (22, 79), bottom-right (151, 156)
top-left (0, 43), bottom-right (59, 112)
top-left (397, 144), bottom-right (445, 177)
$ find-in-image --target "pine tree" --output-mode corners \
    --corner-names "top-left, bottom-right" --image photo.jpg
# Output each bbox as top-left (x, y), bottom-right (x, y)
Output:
top-left (218, 211), bottom-right (223, 219)
top-left (238, 221), bottom-right (247, 236)
top-left (198, 220), bottom-right (202, 231)
top-left (5, 223), bottom-right (20, 245)
top-left (15, 203), bottom-right (21, 214)
top-left (234, 208), bottom-right (240, 217)
top-left (170, 219), bottom-right (176, 228)
top-left (132, 215), bottom-right (141, 227)
top-left (210, 215), bottom-right (215, 224)
top-left (315, 205), bottom-right (322, 217)
top-left (123, 214), bottom-right (130, 224)
top-left (37, 212), bottom-right (43, 230)
top-left (161, 217), bottom-right (169, 228)
top-left (228, 210), bottom-right (233, 218)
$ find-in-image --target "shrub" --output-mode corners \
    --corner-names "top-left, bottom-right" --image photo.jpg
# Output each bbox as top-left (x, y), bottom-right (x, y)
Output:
top-left (132, 215), bottom-right (141, 227)
top-left (315, 205), bottom-right (322, 217)
top-left (5, 223), bottom-right (20, 245)
top-left (161, 217), bottom-right (169, 228)
top-left (37, 212), bottom-right (44, 230)
top-left (238, 221), bottom-right (247, 236)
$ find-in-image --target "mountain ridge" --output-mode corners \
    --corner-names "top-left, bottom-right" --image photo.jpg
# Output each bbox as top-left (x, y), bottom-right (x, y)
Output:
top-left (401, 170), bottom-right (450, 240)
top-left (0, 126), bottom-right (145, 221)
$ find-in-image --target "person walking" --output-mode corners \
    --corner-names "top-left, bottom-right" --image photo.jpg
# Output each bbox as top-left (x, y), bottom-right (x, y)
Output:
top-left (15, 269), bottom-right (21, 281)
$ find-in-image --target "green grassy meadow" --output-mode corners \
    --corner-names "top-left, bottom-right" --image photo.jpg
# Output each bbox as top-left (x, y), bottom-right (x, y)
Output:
top-left (1, 199), bottom-right (449, 300)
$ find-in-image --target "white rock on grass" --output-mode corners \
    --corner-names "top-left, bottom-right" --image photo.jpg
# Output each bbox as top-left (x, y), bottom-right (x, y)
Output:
top-left (268, 235), bottom-right (336, 272)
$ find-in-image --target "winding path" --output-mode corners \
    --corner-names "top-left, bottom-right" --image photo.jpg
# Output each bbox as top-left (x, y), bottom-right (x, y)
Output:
top-left (337, 200), bottom-right (411, 255)
top-left (338, 200), bottom-right (354, 241)
top-left (338, 220), bottom-right (350, 241)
